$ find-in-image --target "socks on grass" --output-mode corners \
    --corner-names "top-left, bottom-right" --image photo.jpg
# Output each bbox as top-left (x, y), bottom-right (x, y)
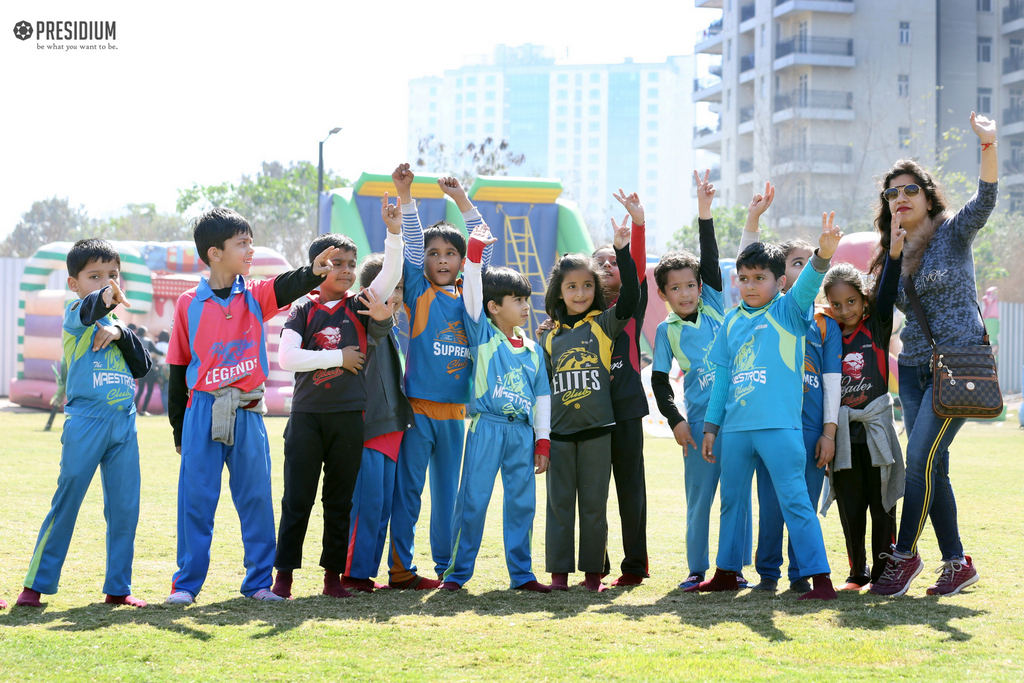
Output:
top-left (549, 573), bottom-right (569, 591)
top-left (16, 588), bottom-right (42, 607)
top-left (685, 568), bottom-right (740, 592)
top-left (440, 581), bottom-right (462, 591)
top-left (388, 574), bottom-right (442, 590)
top-left (582, 572), bottom-right (608, 593)
top-left (610, 573), bottom-right (644, 587)
top-left (341, 577), bottom-right (378, 593)
top-left (798, 574), bottom-right (838, 601)
top-left (105, 594), bottom-right (147, 607)
top-left (323, 570), bottom-right (354, 598)
top-left (514, 580), bottom-right (552, 593)
top-left (271, 571), bottom-right (293, 599)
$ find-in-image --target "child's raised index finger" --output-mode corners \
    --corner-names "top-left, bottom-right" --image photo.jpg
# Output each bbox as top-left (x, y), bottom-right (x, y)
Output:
top-left (693, 170), bottom-right (701, 186)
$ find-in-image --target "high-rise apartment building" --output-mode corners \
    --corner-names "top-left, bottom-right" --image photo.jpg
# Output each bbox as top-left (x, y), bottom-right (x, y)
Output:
top-left (693, 0), bottom-right (1024, 230)
top-left (408, 45), bottom-right (695, 251)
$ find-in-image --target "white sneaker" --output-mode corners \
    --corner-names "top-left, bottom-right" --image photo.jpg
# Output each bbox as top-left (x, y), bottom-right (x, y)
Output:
top-left (250, 588), bottom-right (285, 602)
top-left (165, 590), bottom-right (194, 605)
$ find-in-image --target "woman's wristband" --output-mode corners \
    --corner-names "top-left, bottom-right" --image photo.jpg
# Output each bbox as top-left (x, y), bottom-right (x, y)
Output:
top-left (821, 434), bottom-right (835, 442)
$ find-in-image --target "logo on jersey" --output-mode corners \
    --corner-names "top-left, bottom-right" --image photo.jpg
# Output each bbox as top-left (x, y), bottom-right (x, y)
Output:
top-left (91, 346), bottom-right (134, 405)
top-left (205, 338), bottom-right (259, 387)
top-left (313, 326), bottom-right (342, 350)
top-left (697, 339), bottom-right (717, 390)
top-left (843, 352), bottom-right (865, 380)
top-left (433, 320), bottom-right (469, 374)
top-left (493, 367), bottom-right (532, 416)
top-left (732, 335), bottom-right (767, 402)
top-left (803, 357), bottom-right (820, 393)
top-left (551, 346), bottom-right (601, 406)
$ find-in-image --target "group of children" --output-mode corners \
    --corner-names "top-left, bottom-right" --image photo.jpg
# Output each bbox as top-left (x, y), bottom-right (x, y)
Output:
top-left (6, 164), bottom-right (915, 610)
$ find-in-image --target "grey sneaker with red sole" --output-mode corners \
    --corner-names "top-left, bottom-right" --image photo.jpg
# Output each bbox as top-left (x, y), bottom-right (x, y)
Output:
top-left (927, 556), bottom-right (979, 596)
top-left (869, 552), bottom-right (923, 597)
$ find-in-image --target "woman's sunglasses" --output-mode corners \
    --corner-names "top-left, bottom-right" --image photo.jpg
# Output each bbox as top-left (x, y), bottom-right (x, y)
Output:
top-left (881, 184), bottom-right (920, 202)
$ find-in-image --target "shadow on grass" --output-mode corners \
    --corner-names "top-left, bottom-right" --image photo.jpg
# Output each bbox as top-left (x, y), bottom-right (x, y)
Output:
top-left (0, 585), bottom-right (985, 643)
top-left (592, 586), bottom-right (986, 643)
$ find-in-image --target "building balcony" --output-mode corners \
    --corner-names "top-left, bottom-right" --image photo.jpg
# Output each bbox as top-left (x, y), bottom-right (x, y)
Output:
top-left (1002, 159), bottom-right (1024, 186)
top-left (696, 0), bottom-right (723, 7)
top-left (1003, 108), bottom-right (1024, 136)
top-left (772, 144), bottom-right (853, 174)
top-left (693, 77), bottom-right (724, 102)
top-left (709, 63), bottom-right (723, 77)
top-left (738, 157), bottom-right (754, 185)
top-left (774, 36), bottom-right (855, 69)
top-left (1004, 1), bottom-right (1024, 33)
top-left (693, 122), bottom-right (723, 150)
top-left (740, 2), bottom-right (757, 32)
top-left (738, 105), bottom-right (755, 135)
top-left (696, 19), bottom-right (724, 54)
top-left (773, 89), bottom-right (854, 122)
top-left (1003, 56), bottom-right (1024, 85)
top-left (774, 0), bottom-right (854, 18)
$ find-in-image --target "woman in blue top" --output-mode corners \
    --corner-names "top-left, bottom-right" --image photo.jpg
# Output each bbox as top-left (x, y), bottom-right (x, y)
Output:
top-left (868, 112), bottom-right (998, 598)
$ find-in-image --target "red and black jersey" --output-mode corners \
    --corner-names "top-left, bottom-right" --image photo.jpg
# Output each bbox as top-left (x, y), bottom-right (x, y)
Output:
top-left (285, 291), bottom-right (374, 414)
top-left (840, 313), bottom-right (894, 443)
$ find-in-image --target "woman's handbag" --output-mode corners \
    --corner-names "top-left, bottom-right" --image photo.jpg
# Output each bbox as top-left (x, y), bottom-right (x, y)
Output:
top-left (902, 276), bottom-right (1003, 419)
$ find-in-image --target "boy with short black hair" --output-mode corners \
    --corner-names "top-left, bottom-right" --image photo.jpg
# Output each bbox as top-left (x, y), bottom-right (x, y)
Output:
top-left (387, 165), bottom-right (490, 588)
top-left (441, 222), bottom-right (552, 593)
top-left (650, 172), bottom-right (752, 590)
top-left (271, 198), bottom-right (402, 599)
top-left (165, 207), bottom-right (340, 604)
top-left (17, 238), bottom-right (152, 608)
top-left (689, 213), bottom-right (844, 601)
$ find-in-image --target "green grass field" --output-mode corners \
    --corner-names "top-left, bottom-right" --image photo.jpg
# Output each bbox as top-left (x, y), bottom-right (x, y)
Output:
top-left (0, 407), bottom-right (1022, 682)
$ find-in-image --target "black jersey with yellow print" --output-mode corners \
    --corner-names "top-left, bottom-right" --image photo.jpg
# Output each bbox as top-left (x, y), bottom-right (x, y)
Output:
top-left (541, 308), bottom-right (630, 437)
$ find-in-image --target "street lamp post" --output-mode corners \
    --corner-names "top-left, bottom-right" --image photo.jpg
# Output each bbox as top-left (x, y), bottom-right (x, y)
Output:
top-left (317, 127), bottom-right (342, 234)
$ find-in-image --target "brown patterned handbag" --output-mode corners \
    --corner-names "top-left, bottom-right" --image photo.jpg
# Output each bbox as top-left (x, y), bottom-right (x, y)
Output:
top-left (902, 276), bottom-right (1003, 419)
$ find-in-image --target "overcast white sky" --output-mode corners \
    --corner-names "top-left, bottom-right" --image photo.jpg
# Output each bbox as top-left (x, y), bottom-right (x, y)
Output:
top-left (1, 1), bottom-right (717, 238)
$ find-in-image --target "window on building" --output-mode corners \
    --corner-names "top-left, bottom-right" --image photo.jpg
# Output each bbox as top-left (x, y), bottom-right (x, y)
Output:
top-left (899, 127), bottom-right (911, 149)
top-left (760, 24), bottom-right (766, 48)
top-left (466, 107), bottom-right (476, 118)
top-left (455, 124), bottom-right (462, 134)
top-left (466, 76), bottom-right (477, 86)
top-left (795, 181), bottom-right (806, 214)
top-left (646, 170), bottom-right (658, 180)
top-left (647, 153), bottom-right (658, 163)
top-left (588, 153), bottom-right (599, 164)
top-left (484, 123), bottom-right (494, 133)
top-left (575, 73), bottom-right (583, 85)
top-left (760, 76), bottom-right (766, 100)
top-left (556, 154), bottom-right (567, 164)
top-left (557, 121), bottom-right (567, 132)
top-left (456, 78), bottom-right (463, 88)
top-left (466, 92), bottom-right (476, 102)
top-left (647, 104), bottom-right (658, 115)
top-left (557, 89), bottom-right (568, 100)
top-left (591, 73), bottom-right (601, 83)
top-left (465, 123), bottom-right (476, 134)
top-left (575, 154), bottom-right (582, 165)
top-left (588, 170), bottom-right (600, 181)
top-left (429, 102), bottom-right (437, 112)
top-left (898, 74), bottom-right (909, 97)
top-left (588, 137), bottom-right (599, 148)
top-left (977, 88), bottom-right (992, 114)
top-left (456, 94), bottom-right (463, 104)
top-left (456, 109), bottom-right (462, 120)
top-left (648, 72), bottom-right (659, 82)
top-left (978, 37), bottom-right (992, 63)
top-left (428, 116), bottom-right (436, 126)
top-left (557, 105), bottom-right (567, 116)
top-left (575, 106), bottom-right (583, 117)
top-left (647, 120), bottom-right (658, 131)
top-left (575, 90), bottom-right (583, 102)
top-left (556, 138), bottom-right (567, 149)
top-left (484, 106), bottom-right (495, 117)
top-left (648, 88), bottom-right (659, 98)
top-left (977, 0), bottom-right (991, 11)
top-left (557, 74), bottom-right (568, 84)
top-left (589, 121), bottom-right (600, 131)
top-left (485, 75), bottom-right (496, 85)
top-left (589, 105), bottom-right (600, 115)
top-left (899, 22), bottom-right (910, 45)
top-left (588, 186), bottom-right (599, 196)
top-left (590, 89), bottom-right (600, 99)
top-left (573, 121), bottom-right (582, 134)
top-left (647, 136), bottom-right (657, 147)
top-left (647, 186), bottom-right (657, 196)
top-left (429, 86), bottom-right (437, 96)
top-left (574, 138), bottom-right (582, 151)
top-left (485, 91), bottom-right (496, 101)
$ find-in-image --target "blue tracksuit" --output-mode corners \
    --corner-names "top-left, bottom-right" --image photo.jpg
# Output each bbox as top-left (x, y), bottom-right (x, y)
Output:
top-left (444, 261), bottom-right (551, 586)
top-left (705, 255), bottom-right (833, 577)
top-left (653, 284), bottom-right (751, 575)
top-left (24, 287), bottom-right (151, 596)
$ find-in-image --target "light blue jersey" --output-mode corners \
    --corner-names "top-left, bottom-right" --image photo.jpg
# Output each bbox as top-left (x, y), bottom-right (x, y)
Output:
top-left (801, 311), bottom-right (842, 433)
top-left (466, 315), bottom-right (551, 427)
top-left (652, 285), bottom-right (725, 425)
top-left (707, 261), bottom-right (826, 433)
top-left (62, 298), bottom-right (135, 418)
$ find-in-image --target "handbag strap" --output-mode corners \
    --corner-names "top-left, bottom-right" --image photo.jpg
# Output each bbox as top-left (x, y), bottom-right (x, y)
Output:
top-left (902, 275), bottom-right (990, 347)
